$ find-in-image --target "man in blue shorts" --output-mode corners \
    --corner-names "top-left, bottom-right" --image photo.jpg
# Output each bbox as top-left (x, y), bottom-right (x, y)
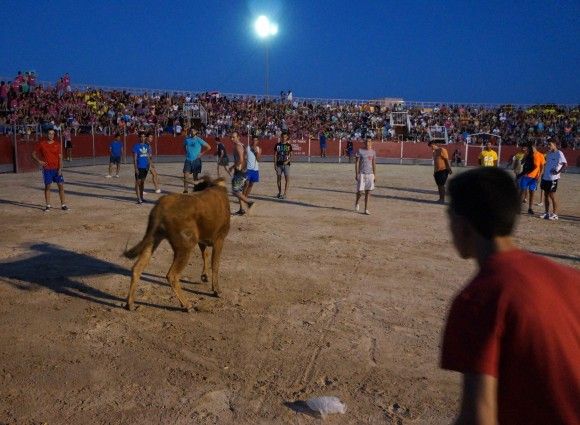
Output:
top-left (132, 132), bottom-right (151, 204)
top-left (229, 132), bottom-right (255, 215)
top-left (31, 128), bottom-right (69, 211)
top-left (183, 127), bottom-right (210, 193)
top-left (244, 135), bottom-right (261, 200)
top-left (107, 132), bottom-right (123, 178)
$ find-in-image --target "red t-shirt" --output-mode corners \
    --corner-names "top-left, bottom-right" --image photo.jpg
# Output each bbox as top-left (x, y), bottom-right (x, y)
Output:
top-left (34, 140), bottom-right (61, 169)
top-left (441, 249), bottom-right (580, 425)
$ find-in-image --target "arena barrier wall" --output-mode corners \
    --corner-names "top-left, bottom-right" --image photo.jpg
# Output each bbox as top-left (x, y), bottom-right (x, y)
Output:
top-left (1, 134), bottom-right (579, 173)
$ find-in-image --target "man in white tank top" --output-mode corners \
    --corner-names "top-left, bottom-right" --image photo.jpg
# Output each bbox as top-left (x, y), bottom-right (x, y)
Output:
top-left (244, 135), bottom-right (261, 199)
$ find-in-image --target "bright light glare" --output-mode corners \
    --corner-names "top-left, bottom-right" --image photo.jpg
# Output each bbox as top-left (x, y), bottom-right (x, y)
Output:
top-left (255, 15), bottom-right (278, 38)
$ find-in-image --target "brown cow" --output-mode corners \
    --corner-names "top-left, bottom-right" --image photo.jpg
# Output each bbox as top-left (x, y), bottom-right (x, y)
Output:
top-left (123, 176), bottom-right (231, 311)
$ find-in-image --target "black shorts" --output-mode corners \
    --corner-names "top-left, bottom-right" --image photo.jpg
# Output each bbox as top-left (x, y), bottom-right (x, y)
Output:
top-left (434, 170), bottom-right (449, 186)
top-left (64, 140), bottom-right (72, 149)
top-left (218, 156), bottom-right (229, 166)
top-left (110, 156), bottom-right (121, 164)
top-left (540, 179), bottom-right (558, 193)
top-left (135, 168), bottom-right (149, 180)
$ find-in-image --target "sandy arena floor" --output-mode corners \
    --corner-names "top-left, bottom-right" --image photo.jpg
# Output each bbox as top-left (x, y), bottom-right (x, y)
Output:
top-left (0, 162), bottom-right (578, 424)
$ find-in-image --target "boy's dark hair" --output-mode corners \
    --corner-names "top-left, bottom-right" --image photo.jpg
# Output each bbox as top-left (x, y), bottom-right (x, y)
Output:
top-left (448, 168), bottom-right (519, 239)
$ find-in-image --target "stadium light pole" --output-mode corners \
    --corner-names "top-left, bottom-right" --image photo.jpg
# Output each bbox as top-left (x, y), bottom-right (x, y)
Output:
top-left (255, 15), bottom-right (278, 98)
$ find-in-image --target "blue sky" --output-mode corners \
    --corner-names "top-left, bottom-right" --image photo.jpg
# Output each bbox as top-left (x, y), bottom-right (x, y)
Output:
top-left (1, 0), bottom-right (579, 104)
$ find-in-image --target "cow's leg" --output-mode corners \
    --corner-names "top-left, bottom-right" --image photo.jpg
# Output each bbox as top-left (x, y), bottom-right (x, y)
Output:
top-left (199, 243), bottom-right (209, 283)
top-left (167, 248), bottom-right (193, 311)
top-left (210, 238), bottom-right (224, 297)
top-left (126, 243), bottom-right (154, 311)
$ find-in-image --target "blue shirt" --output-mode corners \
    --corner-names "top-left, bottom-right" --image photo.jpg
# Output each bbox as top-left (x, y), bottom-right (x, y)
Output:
top-left (319, 133), bottom-right (327, 146)
top-left (110, 140), bottom-right (123, 157)
top-left (132, 143), bottom-right (151, 169)
top-left (184, 136), bottom-right (209, 161)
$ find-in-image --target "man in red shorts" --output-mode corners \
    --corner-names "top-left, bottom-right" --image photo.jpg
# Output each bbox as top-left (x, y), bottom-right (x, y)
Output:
top-left (441, 167), bottom-right (579, 425)
top-left (31, 128), bottom-right (69, 211)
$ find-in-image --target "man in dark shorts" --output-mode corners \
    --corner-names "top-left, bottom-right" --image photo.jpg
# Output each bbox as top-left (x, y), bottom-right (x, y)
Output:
top-left (183, 127), bottom-right (210, 193)
top-left (107, 132), bottom-right (123, 178)
top-left (441, 167), bottom-right (579, 424)
top-left (540, 139), bottom-right (567, 220)
top-left (215, 137), bottom-right (231, 177)
top-left (429, 140), bottom-right (452, 203)
top-left (274, 132), bottom-right (293, 199)
top-left (229, 132), bottom-right (254, 215)
top-left (132, 132), bottom-right (151, 204)
top-left (31, 128), bottom-right (69, 211)
top-left (319, 131), bottom-right (327, 158)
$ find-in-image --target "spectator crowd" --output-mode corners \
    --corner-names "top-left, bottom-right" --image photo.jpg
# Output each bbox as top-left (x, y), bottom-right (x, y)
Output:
top-left (1, 71), bottom-right (578, 148)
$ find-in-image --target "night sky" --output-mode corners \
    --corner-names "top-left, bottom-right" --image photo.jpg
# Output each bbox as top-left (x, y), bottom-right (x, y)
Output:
top-left (2, 0), bottom-right (579, 104)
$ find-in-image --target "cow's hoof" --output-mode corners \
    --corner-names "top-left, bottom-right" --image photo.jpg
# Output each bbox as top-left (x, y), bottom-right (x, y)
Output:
top-left (125, 303), bottom-right (134, 311)
top-left (184, 304), bottom-right (194, 312)
top-left (212, 290), bottom-right (221, 298)
top-left (201, 274), bottom-right (209, 283)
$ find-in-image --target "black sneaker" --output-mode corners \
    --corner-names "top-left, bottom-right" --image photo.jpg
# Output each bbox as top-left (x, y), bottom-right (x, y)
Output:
top-left (276, 193), bottom-right (282, 199)
top-left (61, 205), bottom-right (69, 211)
top-left (527, 208), bottom-right (534, 215)
top-left (234, 209), bottom-right (246, 216)
top-left (137, 199), bottom-right (143, 205)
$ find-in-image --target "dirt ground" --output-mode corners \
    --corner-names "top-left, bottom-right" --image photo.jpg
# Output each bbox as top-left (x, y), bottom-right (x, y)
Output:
top-left (0, 161), bottom-right (578, 425)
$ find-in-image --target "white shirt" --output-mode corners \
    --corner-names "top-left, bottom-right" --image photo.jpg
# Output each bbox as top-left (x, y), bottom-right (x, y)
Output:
top-left (542, 150), bottom-right (567, 181)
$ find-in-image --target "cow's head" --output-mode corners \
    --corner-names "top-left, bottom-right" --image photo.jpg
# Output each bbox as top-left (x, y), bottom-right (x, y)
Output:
top-left (192, 176), bottom-right (226, 192)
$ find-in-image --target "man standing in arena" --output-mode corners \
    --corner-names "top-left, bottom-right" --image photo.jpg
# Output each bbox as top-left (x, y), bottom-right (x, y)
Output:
top-left (428, 140), bottom-right (452, 203)
top-left (519, 142), bottom-right (545, 214)
top-left (229, 132), bottom-right (254, 215)
top-left (540, 139), bottom-right (567, 220)
top-left (354, 138), bottom-right (376, 215)
top-left (146, 133), bottom-right (161, 194)
top-left (31, 128), bottom-right (69, 211)
top-left (319, 131), bottom-right (327, 158)
top-left (183, 127), bottom-right (210, 193)
top-left (478, 141), bottom-right (498, 167)
top-left (441, 167), bottom-right (579, 425)
top-left (106, 132), bottom-right (123, 178)
top-left (243, 135), bottom-right (261, 199)
top-left (274, 132), bottom-right (293, 199)
top-left (132, 132), bottom-right (151, 204)
top-left (215, 137), bottom-right (230, 177)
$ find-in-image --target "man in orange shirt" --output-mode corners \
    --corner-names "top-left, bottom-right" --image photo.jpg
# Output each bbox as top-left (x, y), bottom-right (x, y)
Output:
top-left (429, 140), bottom-right (452, 203)
top-left (31, 128), bottom-right (68, 212)
top-left (518, 142), bottom-right (545, 214)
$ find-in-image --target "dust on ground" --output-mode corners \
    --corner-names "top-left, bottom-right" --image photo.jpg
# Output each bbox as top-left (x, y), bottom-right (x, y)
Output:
top-left (0, 162), bottom-right (578, 424)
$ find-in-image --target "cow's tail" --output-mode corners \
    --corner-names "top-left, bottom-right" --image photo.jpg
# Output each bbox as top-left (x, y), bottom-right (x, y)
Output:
top-left (123, 206), bottom-right (161, 259)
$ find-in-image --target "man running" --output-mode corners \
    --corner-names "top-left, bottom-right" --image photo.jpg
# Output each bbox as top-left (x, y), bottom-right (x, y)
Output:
top-left (429, 140), bottom-right (452, 203)
top-left (132, 132), bottom-right (151, 204)
top-left (274, 132), bottom-right (292, 199)
top-left (183, 127), bottom-right (210, 193)
top-left (540, 139), bottom-right (567, 220)
top-left (244, 135), bottom-right (261, 199)
top-left (31, 128), bottom-right (69, 211)
top-left (354, 138), bottom-right (376, 215)
top-left (229, 132), bottom-right (254, 215)
top-left (478, 141), bottom-right (498, 167)
top-left (107, 132), bottom-right (123, 178)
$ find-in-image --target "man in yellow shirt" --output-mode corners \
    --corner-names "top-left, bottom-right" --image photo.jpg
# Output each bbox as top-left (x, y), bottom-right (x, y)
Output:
top-left (478, 141), bottom-right (498, 167)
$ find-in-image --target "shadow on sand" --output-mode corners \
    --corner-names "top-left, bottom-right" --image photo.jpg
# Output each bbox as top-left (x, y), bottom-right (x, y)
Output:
top-left (0, 243), bottom-right (213, 311)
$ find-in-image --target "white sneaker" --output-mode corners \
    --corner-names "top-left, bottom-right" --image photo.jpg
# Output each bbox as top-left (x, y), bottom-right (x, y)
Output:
top-left (142, 191), bottom-right (147, 195)
top-left (541, 213), bottom-right (550, 220)
top-left (364, 209), bottom-right (370, 215)
top-left (114, 174), bottom-right (120, 178)
top-left (549, 214), bottom-right (558, 221)
top-left (536, 202), bottom-right (544, 206)
top-left (105, 174), bottom-right (112, 178)
top-left (155, 189), bottom-right (161, 194)
top-left (355, 204), bottom-right (360, 212)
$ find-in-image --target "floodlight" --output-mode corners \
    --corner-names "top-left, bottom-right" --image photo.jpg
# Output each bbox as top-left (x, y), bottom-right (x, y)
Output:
top-left (255, 15), bottom-right (278, 38)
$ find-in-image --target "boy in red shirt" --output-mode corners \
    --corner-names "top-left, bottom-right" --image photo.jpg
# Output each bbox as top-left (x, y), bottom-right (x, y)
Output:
top-left (441, 167), bottom-right (579, 424)
top-left (31, 129), bottom-right (69, 211)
